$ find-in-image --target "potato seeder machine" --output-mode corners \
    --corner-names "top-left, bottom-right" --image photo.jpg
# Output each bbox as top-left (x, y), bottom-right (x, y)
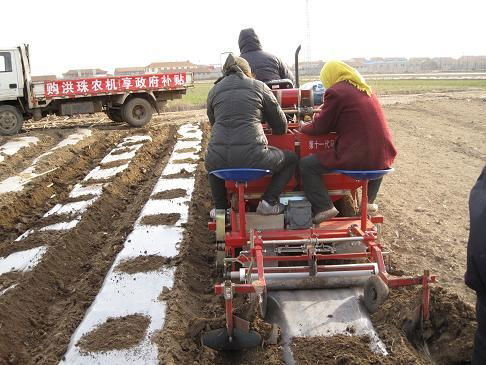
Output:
top-left (202, 48), bottom-right (436, 351)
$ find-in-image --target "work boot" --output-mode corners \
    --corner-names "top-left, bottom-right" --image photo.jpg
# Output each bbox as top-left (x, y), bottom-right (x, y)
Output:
top-left (256, 200), bottom-right (285, 215)
top-left (368, 203), bottom-right (379, 213)
top-left (312, 207), bottom-right (339, 224)
top-left (359, 203), bottom-right (379, 215)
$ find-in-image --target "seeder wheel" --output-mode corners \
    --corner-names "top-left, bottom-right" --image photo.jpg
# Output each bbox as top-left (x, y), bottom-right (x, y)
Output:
top-left (363, 275), bottom-right (389, 313)
top-left (258, 291), bottom-right (268, 318)
top-left (215, 250), bottom-right (226, 271)
top-left (249, 290), bottom-right (268, 318)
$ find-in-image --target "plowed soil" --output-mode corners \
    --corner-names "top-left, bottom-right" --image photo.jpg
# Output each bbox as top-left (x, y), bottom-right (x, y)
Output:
top-left (115, 255), bottom-right (171, 274)
top-left (140, 213), bottom-right (181, 226)
top-left (0, 120), bottom-right (181, 363)
top-left (0, 130), bottom-right (120, 239)
top-left (77, 314), bottom-right (150, 353)
top-left (291, 335), bottom-right (425, 364)
top-left (0, 93), bottom-right (483, 364)
top-left (151, 188), bottom-right (187, 200)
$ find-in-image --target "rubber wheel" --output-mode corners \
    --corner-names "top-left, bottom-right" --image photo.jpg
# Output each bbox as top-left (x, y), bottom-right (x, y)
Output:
top-left (363, 275), bottom-right (389, 313)
top-left (106, 108), bottom-right (123, 122)
top-left (122, 97), bottom-right (153, 127)
top-left (0, 105), bottom-right (24, 136)
top-left (215, 250), bottom-right (225, 271)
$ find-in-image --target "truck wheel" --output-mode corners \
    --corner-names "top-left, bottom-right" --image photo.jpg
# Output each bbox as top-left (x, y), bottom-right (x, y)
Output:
top-left (122, 98), bottom-right (153, 127)
top-left (106, 108), bottom-right (123, 122)
top-left (0, 105), bottom-right (24, 136)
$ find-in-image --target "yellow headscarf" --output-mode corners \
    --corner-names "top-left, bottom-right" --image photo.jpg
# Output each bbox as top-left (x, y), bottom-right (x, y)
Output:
top-left (320, 60), bottom-right (372, 96)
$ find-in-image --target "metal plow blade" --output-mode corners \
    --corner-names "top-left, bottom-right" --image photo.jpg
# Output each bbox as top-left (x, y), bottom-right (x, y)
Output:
top-left (201, 328), bottom-right (262, 351)
top-left (266, 288), bottom-right (388, 364)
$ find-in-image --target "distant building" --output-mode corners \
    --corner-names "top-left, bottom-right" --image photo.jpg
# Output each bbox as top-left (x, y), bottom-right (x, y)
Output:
top-left (352, 58), bottom-right (408, 73)
top-left (114, 67), bottom-right (145, 76)
top-left (145, 61), bottom-right (220, 80)
top-left (458, 56), bottom-right (486, 71)
top-left (146, 61), bottom-right (197, 73)
top-left (298, 61), bottom-right (324, 76)
top-left (294, 56), bottom-right (486, 75)
top-left (432, 57), bottom-right (457, 71)
top-left (192, 65), bottom-right (221, 80)
top-left (62, 68), bottom-right (108, 79)
top-left (31, 75), bottom-right (57, 82)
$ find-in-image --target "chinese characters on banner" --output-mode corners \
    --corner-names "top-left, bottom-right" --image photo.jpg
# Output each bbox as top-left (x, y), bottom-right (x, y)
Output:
top-left (44, 73), bottom-right (187, 98)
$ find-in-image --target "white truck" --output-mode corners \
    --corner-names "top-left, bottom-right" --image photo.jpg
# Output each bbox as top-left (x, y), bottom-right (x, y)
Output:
top-left (0, 44), bottom-right (194, 135)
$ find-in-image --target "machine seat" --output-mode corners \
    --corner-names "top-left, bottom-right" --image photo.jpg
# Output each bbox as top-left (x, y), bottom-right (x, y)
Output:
top-left (210, 168), bottom-right (271, 183)
top-left (331, 168), bottom-right (394, 181)
top-left (265, 79), bottom-right (294, 90)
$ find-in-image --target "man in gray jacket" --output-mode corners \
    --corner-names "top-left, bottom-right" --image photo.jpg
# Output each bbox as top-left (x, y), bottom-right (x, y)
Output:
top-left (239, 28), bottom-right (295, 84)
top-left (205, 54), bottom-right (298, 215)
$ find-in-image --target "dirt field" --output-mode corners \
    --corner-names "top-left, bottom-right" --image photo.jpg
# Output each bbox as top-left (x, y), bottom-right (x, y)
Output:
top-left (0, 91), bottom-right (484, 364)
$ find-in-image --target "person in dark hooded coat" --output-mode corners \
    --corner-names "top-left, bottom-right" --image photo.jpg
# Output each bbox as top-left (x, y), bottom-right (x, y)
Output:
top-left (238, 28), bottom-right (295, 84)
top-left (465, 166), bottom-right (486, 364)
top-left (205, 54), bottom-right (298, 216)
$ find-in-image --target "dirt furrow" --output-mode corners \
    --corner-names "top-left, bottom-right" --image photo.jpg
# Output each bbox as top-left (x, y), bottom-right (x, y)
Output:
top-left (0, 130), bottom-right (124, 242)
top-left (153, 121), bottom-right (284, 365)
top-left (21, 109), bottom-right (207, 134)
top-left (0, 124), bottom-right (178, 365)
top-left (0, 130), bottom-right (81, 181)
top-left (379, 99), bottom-right (484, 304)
top-left (0, 95), bottom-right (481, 365)
top-left (156, 99), bottom-right (480, 365)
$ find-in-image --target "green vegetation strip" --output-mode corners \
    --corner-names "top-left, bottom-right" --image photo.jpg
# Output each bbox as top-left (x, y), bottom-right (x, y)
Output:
top-left (167, 79), bottom-right (486, 108)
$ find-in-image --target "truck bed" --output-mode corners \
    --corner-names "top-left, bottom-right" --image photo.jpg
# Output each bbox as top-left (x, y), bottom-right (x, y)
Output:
top-left (32, 72), bottom-right (193, 100)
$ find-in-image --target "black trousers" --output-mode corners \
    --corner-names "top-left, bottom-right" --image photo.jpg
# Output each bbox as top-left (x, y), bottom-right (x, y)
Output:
top-left (473, 297), bottom-right (486, 364)
top-left (299, 154), bottom-right (383, 214)
top-left (208, 150), bottom-right (298, 209)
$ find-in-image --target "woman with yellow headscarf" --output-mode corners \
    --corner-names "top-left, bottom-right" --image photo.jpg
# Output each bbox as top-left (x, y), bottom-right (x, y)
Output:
top-left (299, 60), bottom-right (397, 224)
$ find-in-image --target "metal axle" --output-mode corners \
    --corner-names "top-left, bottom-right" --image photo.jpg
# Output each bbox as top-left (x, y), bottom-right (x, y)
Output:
top-left (249, 236), bottom-right (365, 246)
top-left (230, 263), bottom-right (377, 290)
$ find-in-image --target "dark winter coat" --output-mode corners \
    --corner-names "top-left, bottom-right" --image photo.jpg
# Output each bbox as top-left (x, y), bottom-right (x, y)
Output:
top-left (300, 81), bottom-right (397, 170)
top-left (465, 167), bottom-right (486, 300)
top-left (238, 28), bottom-right (295, 84)
top-left (205, 71), bottom-right (288, 173)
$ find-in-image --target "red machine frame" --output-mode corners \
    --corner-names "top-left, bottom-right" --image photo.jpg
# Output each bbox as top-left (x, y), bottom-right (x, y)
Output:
top-left (208, 124), bottom-right (436, 342)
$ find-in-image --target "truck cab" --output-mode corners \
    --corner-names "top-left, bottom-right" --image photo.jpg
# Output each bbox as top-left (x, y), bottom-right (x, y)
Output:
top-left (0, 46), bottom-right (28, 135)
top-left (0, 48), bottom-right (24, 100)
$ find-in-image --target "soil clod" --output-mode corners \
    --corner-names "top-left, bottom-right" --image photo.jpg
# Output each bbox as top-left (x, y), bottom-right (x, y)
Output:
top-left (151, 189), bottom-right (187, 200)
top-left (76, 314), bottom-right (150, 353)
top-left (163, 170), bottom-right (194, 179)
top-left (172, 158), bottom-right (199, 164)
top-left (140, 213), bottom-right (180, 226)
top-left (99, 159), bottom-right (131, 169)
top-left (115, 255), bottom-right (170, 274)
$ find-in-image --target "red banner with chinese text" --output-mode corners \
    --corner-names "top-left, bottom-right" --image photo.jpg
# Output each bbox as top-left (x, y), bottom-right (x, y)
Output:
top-left (44, 73), bottom-right (188, 98)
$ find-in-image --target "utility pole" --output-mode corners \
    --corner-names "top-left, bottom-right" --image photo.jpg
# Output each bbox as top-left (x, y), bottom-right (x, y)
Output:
top-left (305, 0), bottom-right (311, 64)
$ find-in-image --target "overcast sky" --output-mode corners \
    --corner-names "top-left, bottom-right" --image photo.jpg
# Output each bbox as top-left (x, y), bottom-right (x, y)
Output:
top-left (3, 0), bottom-right (486, 76)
